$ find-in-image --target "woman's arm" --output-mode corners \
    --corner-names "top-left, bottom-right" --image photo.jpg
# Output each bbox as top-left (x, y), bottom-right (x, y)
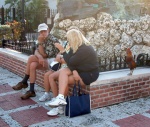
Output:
top-left (63, 46), bottom-right (88, 65)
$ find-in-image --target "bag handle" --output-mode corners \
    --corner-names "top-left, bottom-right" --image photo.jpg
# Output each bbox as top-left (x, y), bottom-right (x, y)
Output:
top-left (72, 80), bottom-right (83, 96)
top-left (73, 81), bottom-right (78, 96)
top-left (78, 80), bottom-right (85, 95)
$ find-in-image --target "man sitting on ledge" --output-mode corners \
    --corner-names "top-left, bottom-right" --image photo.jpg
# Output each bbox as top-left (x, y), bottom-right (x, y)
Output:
top-left (12, 23), bottom-right (59, 100)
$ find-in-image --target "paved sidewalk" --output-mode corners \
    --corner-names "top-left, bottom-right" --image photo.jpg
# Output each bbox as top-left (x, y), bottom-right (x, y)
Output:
top-left (1, 67), bottom-right (150, 127)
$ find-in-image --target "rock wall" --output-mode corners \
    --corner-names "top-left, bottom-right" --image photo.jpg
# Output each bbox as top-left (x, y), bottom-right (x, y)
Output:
top-left (51, 12), bottom-right (150, 59)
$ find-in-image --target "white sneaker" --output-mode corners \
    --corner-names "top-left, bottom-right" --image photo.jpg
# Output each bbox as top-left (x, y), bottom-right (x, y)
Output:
top-left (48, 96), bottom-right (67, 107)
top-left (47, 106), bottom-right (64, 116)
top-left (39, 92), bottom-right (51, 102)
top-left (45, 97), bottom-right (56, 106)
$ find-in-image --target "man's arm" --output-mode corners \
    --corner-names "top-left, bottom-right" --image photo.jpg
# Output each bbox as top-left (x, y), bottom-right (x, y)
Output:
top-left (36, 44), bottom-right (47, 58)
top-left (34, 49), bottom-right (43, 59)
top-left (34, 49), bottom-right (46, 67)
top-left (36, 35), bottom-right (48, 58)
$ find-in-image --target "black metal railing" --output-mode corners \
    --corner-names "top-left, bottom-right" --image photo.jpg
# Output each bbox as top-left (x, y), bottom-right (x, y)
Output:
top-left (2, 33), bottom-right (61, 55)
top-left (2, 40), bottom-right (34, 54)
top-left (1, 38), bottom-right (150, 72)
top-left (98, 53), bottom-right (150, 72)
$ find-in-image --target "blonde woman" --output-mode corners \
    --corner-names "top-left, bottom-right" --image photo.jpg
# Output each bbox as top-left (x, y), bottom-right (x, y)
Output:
top-left (46, 29), bottom-right (99, 116)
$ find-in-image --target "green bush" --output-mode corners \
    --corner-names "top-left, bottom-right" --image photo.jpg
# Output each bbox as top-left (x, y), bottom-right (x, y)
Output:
top-left (0, 25), bottom-right (12, 40)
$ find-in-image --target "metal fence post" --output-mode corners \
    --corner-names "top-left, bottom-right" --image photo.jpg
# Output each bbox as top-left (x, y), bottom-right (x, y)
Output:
top-left (47, 9), bottom-right (50, 18)
top-left (1, 6), bottom-right (4, 25)
top-left (20, 0), bottom-right (26, 41)
top-left (13, 7), bottom-right (15, 21)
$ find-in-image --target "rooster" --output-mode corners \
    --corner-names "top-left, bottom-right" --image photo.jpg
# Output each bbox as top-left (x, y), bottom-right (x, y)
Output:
top-left (126, 48), bottom-right (136, 75)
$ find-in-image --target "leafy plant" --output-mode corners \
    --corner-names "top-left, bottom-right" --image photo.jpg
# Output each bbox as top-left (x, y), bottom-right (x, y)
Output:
top-left (5, 0), bottom-right (48, 32)
top-left (0, 24), bottom-right (12, 40)
top-left (8, 20), bottom-right (23, 41)
top-left (0, 20), bottom-right (23, 41)
top-left (24, 0), bottom-right (49, 32)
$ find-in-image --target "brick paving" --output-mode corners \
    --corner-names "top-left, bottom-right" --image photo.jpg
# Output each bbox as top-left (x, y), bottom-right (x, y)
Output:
top-left (0, 118), bottom-right (9, 127)
top-left (1, 84), bottom-right (150, 127)
top-left (113, 114), bottom-right (150, 127)
top-left (0, 83), bottom-right (58, 127)
top-left (146, 110), bottom-right (150, 114)
top-left (1, 67), bottom-right (150, 127)
top-left (0, 92), bottom-right (36, 111)
top-left (10, 107), bottom-right (58, 127)
top-left (0, 84), bottom-right (14, 94)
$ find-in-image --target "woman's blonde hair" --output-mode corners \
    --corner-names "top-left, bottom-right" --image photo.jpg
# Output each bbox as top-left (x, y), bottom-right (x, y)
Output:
top-left (66, 29), bottom-right (90, 53)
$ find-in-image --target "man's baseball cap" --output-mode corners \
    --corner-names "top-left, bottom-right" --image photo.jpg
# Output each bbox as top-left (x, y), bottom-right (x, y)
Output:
top-left (38, 23), bottom-right (48, 32)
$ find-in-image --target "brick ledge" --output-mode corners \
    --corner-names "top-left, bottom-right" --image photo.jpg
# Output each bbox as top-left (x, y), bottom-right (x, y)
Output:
top-left (1, 48), bottom-right (150, 85)
top-left (1, 48), bottom-right (150, 109)
top-left (0, 48), bottom-right (28, 63)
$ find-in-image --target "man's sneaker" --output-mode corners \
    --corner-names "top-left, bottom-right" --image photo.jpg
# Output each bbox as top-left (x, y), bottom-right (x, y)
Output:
top-left (39, 93), bottom-right (51, 102)
top-left (48, 96), bottom-right (67, 107)
top-left (47, 106), bottom-right (64, 116)
top-left (21, 90), bottom-right (36, 100)
top-left (45, 97), bottom-right (56, 106)
top-left (12, 82), bottom-right (28, 90)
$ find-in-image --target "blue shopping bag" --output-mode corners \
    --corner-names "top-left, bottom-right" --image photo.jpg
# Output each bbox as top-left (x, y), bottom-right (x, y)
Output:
top-left (65, 81), bottom-right (91, 117)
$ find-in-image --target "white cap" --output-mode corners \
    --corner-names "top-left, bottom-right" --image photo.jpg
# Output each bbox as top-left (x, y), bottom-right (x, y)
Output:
top-left (38, 23), bottom-right (48, 32)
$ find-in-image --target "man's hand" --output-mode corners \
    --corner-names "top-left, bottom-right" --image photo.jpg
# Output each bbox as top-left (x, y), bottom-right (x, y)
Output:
top-left (38, 32), bottom-right (47, 43)
top-left (38, 36), bottom-right (45, 43)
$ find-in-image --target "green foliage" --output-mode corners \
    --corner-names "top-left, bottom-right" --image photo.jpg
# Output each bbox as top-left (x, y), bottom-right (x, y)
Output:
top-left (0, 21), bottom-right (23, 40)
top-left (5, 0), bottom-right (49, 31)
top-left (112, 0), bottom-right (145, 19)
top-left (111, 0), bottom-right (127, 19)
top-left (25, 0), bottom-right (49, 31)
top-left (0, 25), bottom-right (12, 40)
top-left (5, 0), bottom-right (31, 21)
top-left (97, 0), bottom-right (148, 19)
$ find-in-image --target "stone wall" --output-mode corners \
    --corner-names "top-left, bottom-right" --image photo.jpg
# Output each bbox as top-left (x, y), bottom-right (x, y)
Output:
top-left (51, 12), bottom-right (150, 60)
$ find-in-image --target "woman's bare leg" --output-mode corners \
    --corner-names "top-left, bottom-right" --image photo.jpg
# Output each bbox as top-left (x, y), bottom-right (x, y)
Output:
top-left (44, 71), bottom-right (54, 92)
top-left (58, 68), bottom-right (72, 95)
top-left (48, 68), bottom-right (85, 106)
top-left (59, 69), bottom-right (86, 95)
top-left (49, 71), bottom-right (60, 97)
